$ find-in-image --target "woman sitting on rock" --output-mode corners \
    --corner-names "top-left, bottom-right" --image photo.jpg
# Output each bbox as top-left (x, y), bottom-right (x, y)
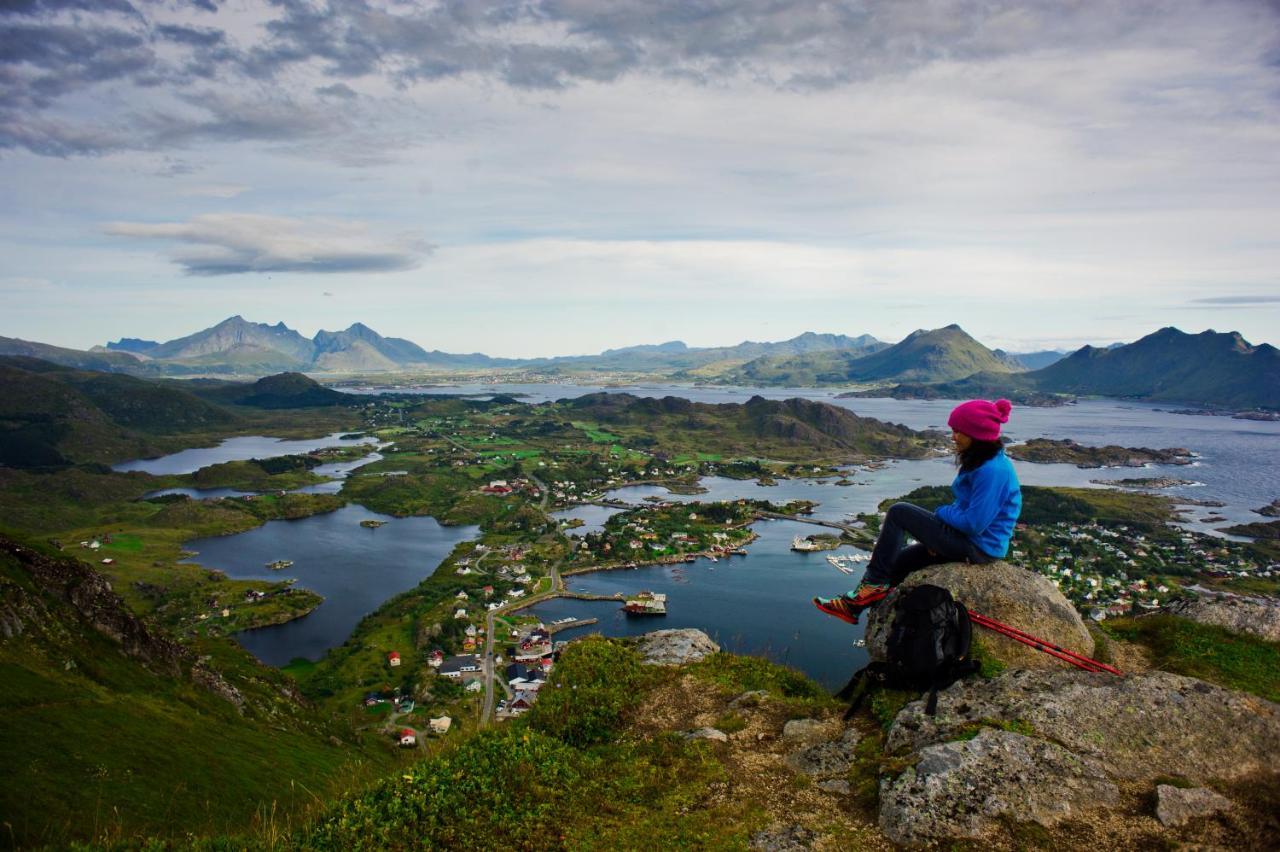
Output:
top-left (814, 398), bottom-right (1022, 625)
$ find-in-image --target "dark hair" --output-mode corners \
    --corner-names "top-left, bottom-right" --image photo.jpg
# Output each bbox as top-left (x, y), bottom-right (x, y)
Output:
top-left (956, 438), bottom-right (1003, 472)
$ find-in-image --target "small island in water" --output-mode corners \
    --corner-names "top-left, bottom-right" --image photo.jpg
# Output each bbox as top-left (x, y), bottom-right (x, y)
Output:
top-left (1009, 438), bottom-right (1194, 469)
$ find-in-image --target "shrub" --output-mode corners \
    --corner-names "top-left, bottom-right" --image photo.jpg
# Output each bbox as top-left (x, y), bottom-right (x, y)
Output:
top-left (526, 637), bottom-right (654, 747)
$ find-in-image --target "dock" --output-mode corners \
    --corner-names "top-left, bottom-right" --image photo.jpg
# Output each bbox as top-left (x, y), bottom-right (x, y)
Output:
top-left (546, 617), bottom-right (598, 634)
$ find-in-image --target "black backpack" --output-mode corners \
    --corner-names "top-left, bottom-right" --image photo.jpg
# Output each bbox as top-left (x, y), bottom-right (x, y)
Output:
top-left (836, 584), bottom-right (979, 719)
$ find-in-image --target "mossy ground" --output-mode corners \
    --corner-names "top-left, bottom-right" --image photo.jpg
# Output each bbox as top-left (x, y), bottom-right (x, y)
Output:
top-left (1101, 615), bottom-right (1280, 702)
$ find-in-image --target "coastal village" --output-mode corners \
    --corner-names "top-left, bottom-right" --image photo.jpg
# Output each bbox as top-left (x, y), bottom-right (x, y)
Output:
top-left (41, 393), bottom-right (1278, 757)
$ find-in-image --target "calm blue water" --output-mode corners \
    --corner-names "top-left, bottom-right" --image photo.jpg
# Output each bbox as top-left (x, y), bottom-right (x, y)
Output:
top-left (181, 504), bottom-right (476, 665)
top-left (551, 503), bottom-right (625, 535)
top-left (532, 519), bottom-right (873, 689)
top-left (115, 432), bottom-right (375, 475)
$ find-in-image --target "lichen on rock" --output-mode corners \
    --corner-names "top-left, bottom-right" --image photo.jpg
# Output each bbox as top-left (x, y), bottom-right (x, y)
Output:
top-left (1163, 595), bottom-right (1280, 643)
top-left (886, 669), bottom-right (1280, 784)
top-left (632, 628), bottom-right (719, 666)
top-left (878, 728), bottom-right (1118, 845)
top-left (863, 561), bottom-right (1092, 671)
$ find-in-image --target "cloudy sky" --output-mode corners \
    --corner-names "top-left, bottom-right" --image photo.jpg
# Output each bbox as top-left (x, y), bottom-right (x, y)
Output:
top-left (3, 0), bottom-right (1279, 357)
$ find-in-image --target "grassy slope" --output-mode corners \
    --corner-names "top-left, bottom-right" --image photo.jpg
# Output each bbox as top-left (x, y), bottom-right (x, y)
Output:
top-left (295, 638), bottom-right (827, 850)
top-left (0, 546), bottom-right (392, 848)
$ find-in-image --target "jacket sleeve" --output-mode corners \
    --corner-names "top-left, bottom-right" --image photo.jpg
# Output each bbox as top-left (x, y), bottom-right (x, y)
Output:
top-left (936, 465), bottom-right (1006, 537)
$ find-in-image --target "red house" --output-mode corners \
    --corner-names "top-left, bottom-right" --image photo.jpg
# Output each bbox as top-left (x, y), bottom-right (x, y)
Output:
top-left (388, 651), bottom-right (401, 667)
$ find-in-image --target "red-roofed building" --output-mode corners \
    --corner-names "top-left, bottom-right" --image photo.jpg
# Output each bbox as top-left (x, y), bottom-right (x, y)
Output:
top-left (388, 651), bottom-right (401, 667)
top-left (398, 728), bottom-right (416, 747)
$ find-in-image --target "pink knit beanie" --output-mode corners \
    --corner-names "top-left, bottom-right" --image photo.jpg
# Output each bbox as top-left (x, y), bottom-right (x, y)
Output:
top-left (948, 398), bottom-right (1012, 442)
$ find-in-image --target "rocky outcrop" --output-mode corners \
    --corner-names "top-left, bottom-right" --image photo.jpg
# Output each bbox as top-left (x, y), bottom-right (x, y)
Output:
top-left (633, 628), bottom-right (719, 666)
top-left (868, 668), bottom-right (1280, 844)
top-left (1155, 785), bottom-right (1233, 827)
top-left (1163, 595), bottom-right (1280, 643)
top-left (1, 537), bottom-right (184, 675)
top-left (864, 561), bottom-right (1093, 670)
top-left (887, 669), bottom-right (1280, 784)
top-left (879, 729), bottom-right (1118, 845)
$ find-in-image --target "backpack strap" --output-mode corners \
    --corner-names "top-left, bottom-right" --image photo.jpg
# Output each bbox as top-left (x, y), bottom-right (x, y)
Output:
top-left (924, 682), bottom-right (940, 716)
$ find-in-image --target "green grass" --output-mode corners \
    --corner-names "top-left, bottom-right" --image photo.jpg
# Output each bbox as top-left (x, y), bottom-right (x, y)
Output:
top-left (1102, 614), bottom-right (1280, 702)
top-left (0, 548), bottom-right (390, 848)
top-left (686, 652), bottom-right (834, 717)
top-left (297, 636), bottom-right (755, 850)
top-left (571, 422), bottom-right (623, 444)
top-left (103, 533), bottom-right (143, 552)
top-left (713, 711), bottom-right (748, 734)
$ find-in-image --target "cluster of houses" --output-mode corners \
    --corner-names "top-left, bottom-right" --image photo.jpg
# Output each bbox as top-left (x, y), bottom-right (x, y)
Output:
top-left (1018, 521), bottom-right (1277, 619)
top-left (497, 625), bottom-right (554, 718)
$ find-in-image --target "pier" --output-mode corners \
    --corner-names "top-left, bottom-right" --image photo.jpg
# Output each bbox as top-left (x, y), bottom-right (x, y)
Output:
top-left (546, 617), bottom-right (599, 634)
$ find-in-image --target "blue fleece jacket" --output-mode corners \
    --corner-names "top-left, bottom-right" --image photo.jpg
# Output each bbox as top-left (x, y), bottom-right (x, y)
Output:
top-left (935, 450), bottom-right (1022, 558)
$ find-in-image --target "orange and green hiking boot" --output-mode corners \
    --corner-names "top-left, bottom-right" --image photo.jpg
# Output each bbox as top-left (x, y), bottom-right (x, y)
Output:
top-left (813, 583), bottom-right (890, 625)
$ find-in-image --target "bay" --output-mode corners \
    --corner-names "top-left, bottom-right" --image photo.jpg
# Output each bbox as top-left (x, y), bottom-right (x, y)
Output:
top-left (181, 504), bottom-right (476, 666)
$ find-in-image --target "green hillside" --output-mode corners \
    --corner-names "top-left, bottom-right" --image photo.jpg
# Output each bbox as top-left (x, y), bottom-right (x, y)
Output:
top-left (0, 359), bottom-right (239, 467)
top-left (565, 392), bottom-right (936, 459)
top-left (0, 536), bottom-right (389, 847)
top-left (728, 324), bottom-right (1020, 385)
top-left (198, 372), bottom-right (352, 409)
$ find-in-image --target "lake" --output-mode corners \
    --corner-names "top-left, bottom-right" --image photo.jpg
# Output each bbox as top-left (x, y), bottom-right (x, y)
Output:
top-left (181, 504), bottom-right (477, 666)
top-left (115, 432), bottom-right (376, 476)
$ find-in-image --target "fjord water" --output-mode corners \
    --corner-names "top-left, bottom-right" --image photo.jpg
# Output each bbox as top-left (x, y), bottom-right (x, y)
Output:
top-left (533, 518), bottom-right (878, 689)
top-left (181, 504), bottom-right (476, 665)
top-left (114, 432), bottom-right (376, 475)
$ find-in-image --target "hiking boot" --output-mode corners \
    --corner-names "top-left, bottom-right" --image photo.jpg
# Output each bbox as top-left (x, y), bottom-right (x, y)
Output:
top-left (813, 595), bottom-right (865, 625)
top-left (847, 582), bottom-right (890, 607)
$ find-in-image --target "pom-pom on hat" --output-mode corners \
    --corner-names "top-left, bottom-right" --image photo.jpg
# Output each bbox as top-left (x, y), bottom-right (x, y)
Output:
top-left (948, 398), bottom-right (1012, 442)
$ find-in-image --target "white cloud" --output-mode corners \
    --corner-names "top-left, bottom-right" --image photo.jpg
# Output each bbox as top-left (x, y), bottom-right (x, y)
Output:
top-left (103, 214), bottom-right (431, 276)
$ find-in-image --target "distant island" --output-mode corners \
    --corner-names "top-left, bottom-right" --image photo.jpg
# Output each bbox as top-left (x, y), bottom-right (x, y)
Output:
top-left (1008, 438), bottom-right (1195, 469)
top-left (1091, 476), bottom-right (1196, 489)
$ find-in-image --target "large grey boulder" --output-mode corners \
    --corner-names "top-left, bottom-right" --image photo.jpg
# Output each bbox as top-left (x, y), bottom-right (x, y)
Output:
top-left (886, 669), bottom-right (1280, 784)
top-left (864, 561), bottom-right (1093, 670)
top-left (879, 728), bottom-right (1118, 845)
top-left (633, 628), bottom-right (719, 666)
top-left (1163, 595), bottom-right (1280, 643)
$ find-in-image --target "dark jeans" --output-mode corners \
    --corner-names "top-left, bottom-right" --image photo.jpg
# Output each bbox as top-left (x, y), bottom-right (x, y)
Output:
top-left (860, 502), bottom-right (992, 588)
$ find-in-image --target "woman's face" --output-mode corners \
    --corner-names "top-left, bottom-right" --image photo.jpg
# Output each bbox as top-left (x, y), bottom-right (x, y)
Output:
top-left (951, 431), bottom-right (973, 452)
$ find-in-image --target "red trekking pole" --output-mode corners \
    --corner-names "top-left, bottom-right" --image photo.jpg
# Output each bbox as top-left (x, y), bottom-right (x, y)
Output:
top-left (968, 609), bottom-right (1123, 676)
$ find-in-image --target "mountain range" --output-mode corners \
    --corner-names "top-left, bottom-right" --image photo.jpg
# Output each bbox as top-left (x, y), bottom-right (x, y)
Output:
top-left (864, 328), bottom-right (1279, 411)
top-left (0, 317), bottom-right (1275, 410)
